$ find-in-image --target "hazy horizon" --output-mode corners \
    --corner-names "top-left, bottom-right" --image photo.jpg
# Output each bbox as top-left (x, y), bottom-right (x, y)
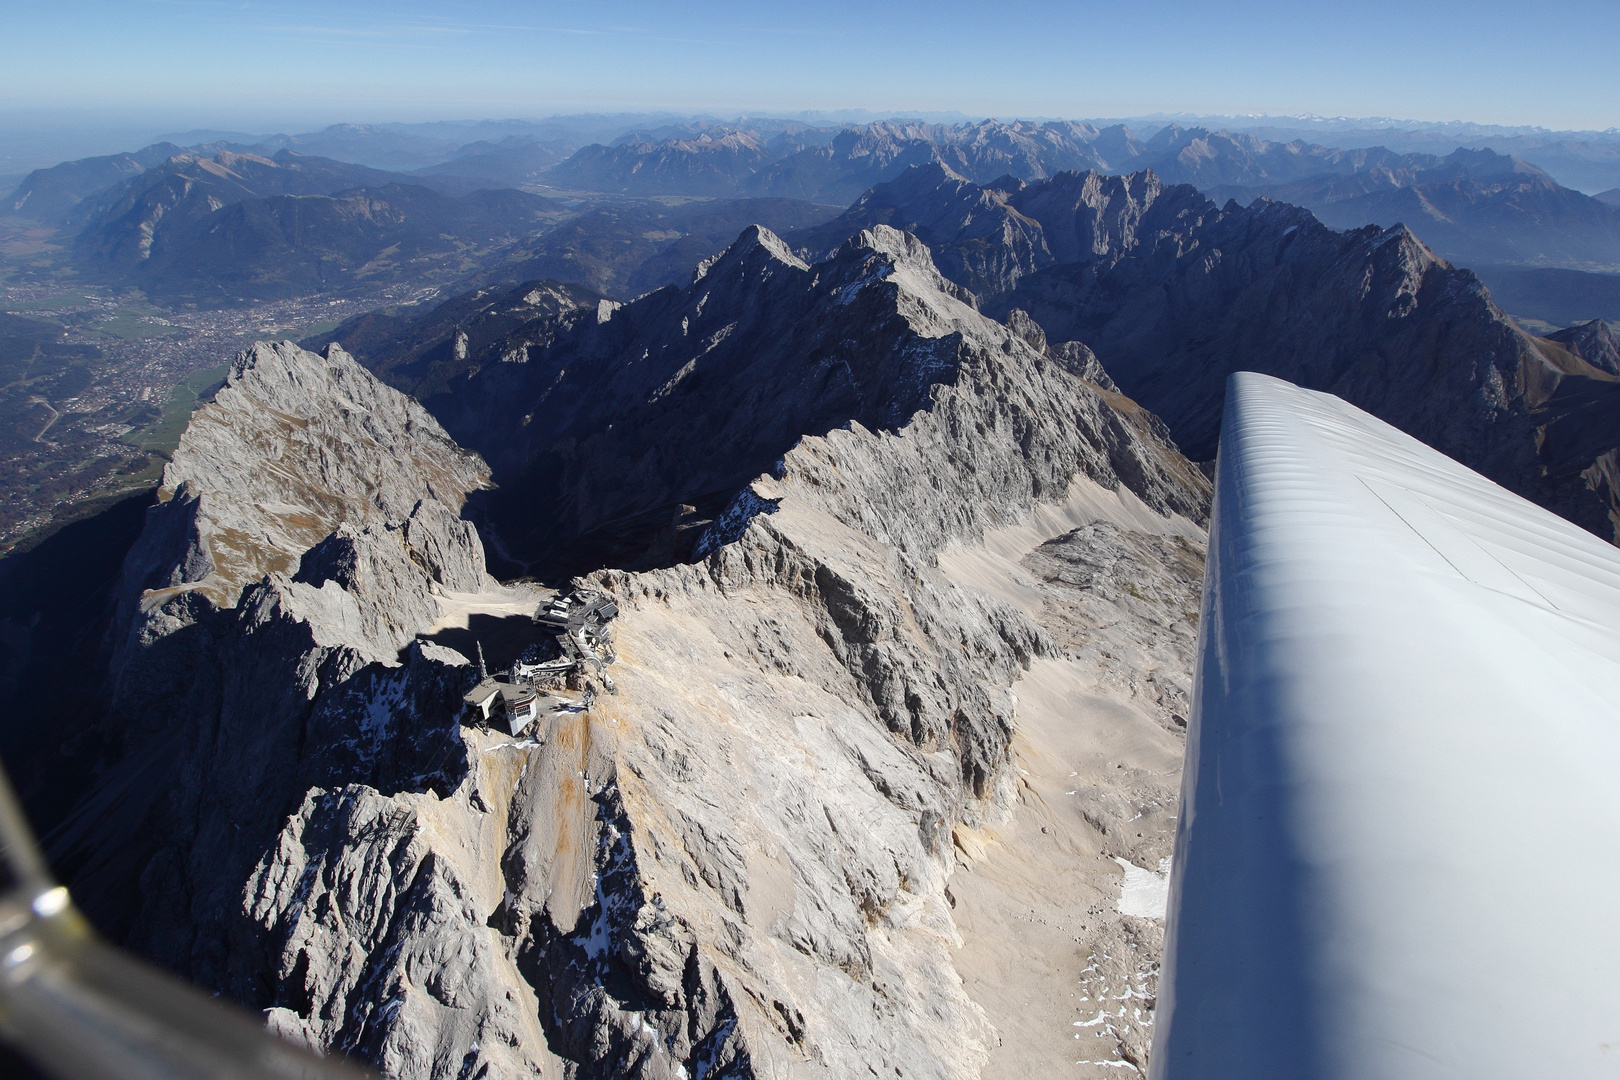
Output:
top-left (3, 0), bottom-right (1617, 169)
top-left (4, 104), bottom-right (1618, 181)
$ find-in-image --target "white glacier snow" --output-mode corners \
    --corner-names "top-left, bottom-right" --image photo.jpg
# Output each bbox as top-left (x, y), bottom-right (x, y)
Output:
top-left (1114, 856), bottom-right (1171, 919)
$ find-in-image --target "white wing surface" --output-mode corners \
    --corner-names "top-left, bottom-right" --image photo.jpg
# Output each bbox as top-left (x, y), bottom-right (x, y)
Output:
top-left (1151, 372), bottom-right (1620, 1079)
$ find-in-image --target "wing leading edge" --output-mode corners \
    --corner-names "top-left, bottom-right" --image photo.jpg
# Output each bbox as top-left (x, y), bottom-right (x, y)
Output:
top-left (1152, 372), bottom-right (1620, 1080)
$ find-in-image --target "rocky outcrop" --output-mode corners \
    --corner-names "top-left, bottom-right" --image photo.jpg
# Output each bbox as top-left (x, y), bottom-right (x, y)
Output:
top-left (793, 164), bottom-right (1206, 299)
top-left (425, 223), bottom-right (1203, 576)
top-left (62, 340), bottom-right (493, 986)
top-left (55, 222), bottom-right (1212, 1078)
top-left (811, 164), bottom-right (1620, 542)
top-left (1547, 318), bottom-right (1620, 376)
top-left (113, 341), bottom-right (489, 664)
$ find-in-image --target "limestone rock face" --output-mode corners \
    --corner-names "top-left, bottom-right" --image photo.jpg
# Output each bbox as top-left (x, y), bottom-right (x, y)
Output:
top-left (62, 339), bottom-right (496, 1029)
top-left (807, 164), bottom-right (1620, 542)
top-left (61, 224), bottom-right (1210, 1079)
top-left (113, 340), bottom-right (489, 664)
top-left (430, 223), bottom-right (1204, 575)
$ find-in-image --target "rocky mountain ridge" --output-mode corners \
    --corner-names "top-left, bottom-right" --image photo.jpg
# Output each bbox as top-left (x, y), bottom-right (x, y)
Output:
top-left (45, 223), bottom-right (1212, 1078)
top-left (797, 164), bottom-right (1620, 541)
top-left (414, 223), bottom-right (1204, 576)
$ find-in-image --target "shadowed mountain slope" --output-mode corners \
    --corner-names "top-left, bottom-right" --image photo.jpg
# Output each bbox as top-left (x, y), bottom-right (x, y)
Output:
top-left (417, 223), bottom-right (1205, 575)
top-left (478, 197), bottom-right (841, 299)
top-left (811, 165), bottom-right (1620, 541)
top-left (307, 278), bottom-right (603, 400)
top-left (1215, 148), bottom-right (1620, 270)
top-left (4, 142), bottom-right (185, 223)
top-left (1547, 319), bottom-right (1620, 375)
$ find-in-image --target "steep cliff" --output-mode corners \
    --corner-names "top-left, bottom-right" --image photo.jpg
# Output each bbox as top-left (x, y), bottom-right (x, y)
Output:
top-left (60, 340), bottom-right (497, 976)
top-left (808, 165), bottom-right (1620, 541)
top-left (55, 225), bottom-right (1212, 1078)
top-left (427, 224), bottom-right (1203, 576)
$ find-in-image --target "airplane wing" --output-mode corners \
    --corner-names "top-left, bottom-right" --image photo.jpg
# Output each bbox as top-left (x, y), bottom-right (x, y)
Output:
top-left (1153, 372), bottom-right (1620, 1079)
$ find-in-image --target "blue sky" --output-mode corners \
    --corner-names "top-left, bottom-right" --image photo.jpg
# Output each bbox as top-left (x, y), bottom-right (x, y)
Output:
top-left (3, 0), bottom-right (1618, 135)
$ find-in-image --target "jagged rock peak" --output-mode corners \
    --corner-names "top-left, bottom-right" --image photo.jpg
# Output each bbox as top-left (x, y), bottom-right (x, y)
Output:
top-left (62, 196), bottom-right (1215, 1080)
top-left (1548, 319), bottom-right (1620, 376)
top-left (113, 339), bottom-right (490, 663)
top-left (693, 223), bottom-right (809, 284)
top-left (838, 223), bottom-right (980, 310)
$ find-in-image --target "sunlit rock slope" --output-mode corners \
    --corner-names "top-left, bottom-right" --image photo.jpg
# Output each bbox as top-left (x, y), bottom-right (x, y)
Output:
top-left (55, 227), bottom-right (1210, 1079)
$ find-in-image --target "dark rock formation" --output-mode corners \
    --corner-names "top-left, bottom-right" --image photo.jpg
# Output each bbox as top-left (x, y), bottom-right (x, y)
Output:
top-left (811, 164), bottom-right (1620, 541)
top-left (421, 223), bottom-right (1204, 575)
top-left (1547, 319), bottom-right (1620, 375)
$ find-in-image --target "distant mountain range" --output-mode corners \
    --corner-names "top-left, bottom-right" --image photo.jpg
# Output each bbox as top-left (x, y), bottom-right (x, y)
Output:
top-left (1208, 148), bottom-right (1620, 270)
top-left (546, 131), bottom-right (778, 197)
top-left (323, 157), bottom-right (1620, 553)
top-left (530, 122), bottom-right (1620, 272)
top-left (794, 163), bottom-right (1620, 538)
top-left (523, 118), bottom-right (1620, 210)
top-left (7, 142), bottom-right (187, 223)
top-left (60, 150), bottom-right (567, 302)
top-left (11, 115), bottom-right (1620, 312)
